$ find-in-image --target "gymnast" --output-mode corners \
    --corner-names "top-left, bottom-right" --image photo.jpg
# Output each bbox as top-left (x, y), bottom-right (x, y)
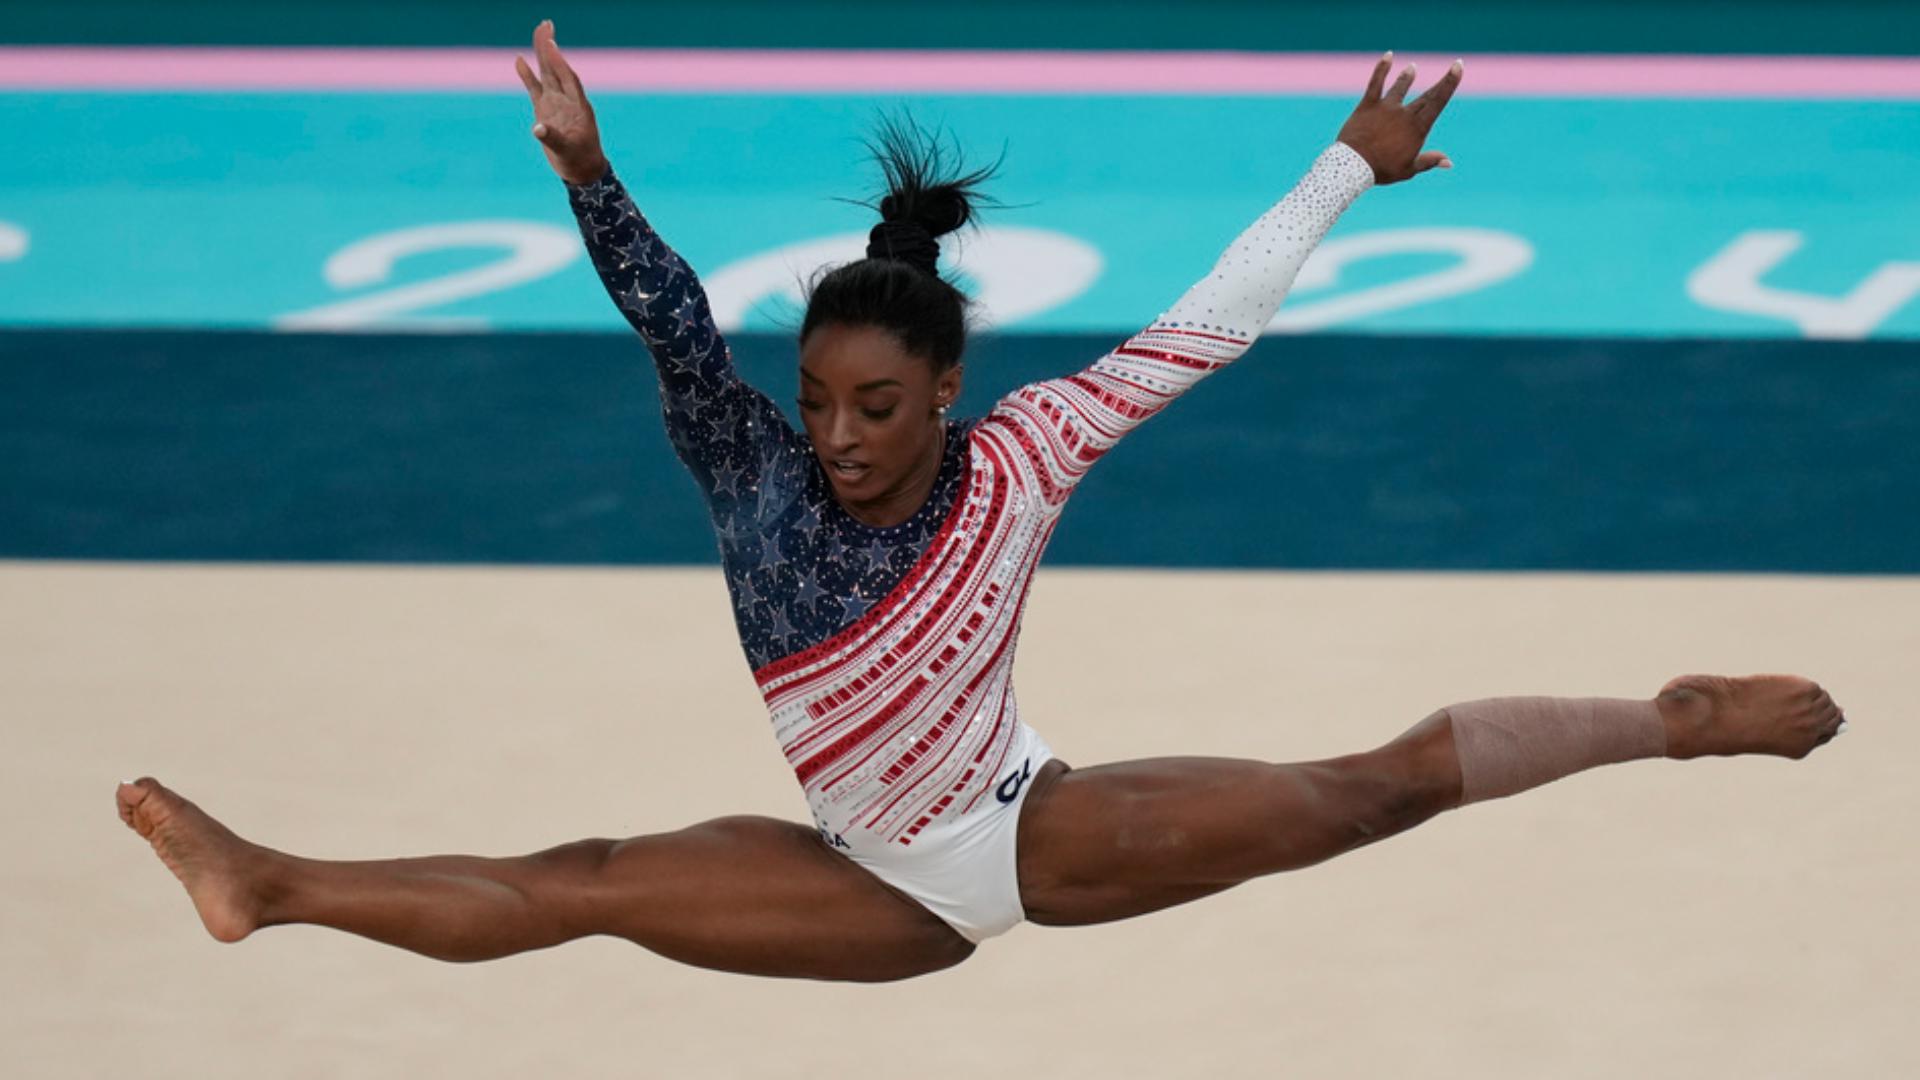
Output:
top-left (118, 22), bottom-right (1846, 982)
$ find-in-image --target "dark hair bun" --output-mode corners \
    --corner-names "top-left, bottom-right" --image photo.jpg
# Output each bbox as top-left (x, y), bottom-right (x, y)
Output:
top-left (878, 187), bottom-right (969, 237)
top-left (802, 117), bottom-right (1002, 374)
top-left (866, 219), bottom-right (941, 276)
top-left (863, 115), bottom-right (999, 274)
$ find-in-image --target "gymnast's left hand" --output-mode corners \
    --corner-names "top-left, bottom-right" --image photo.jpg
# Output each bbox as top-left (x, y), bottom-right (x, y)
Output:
top-left (515, 19), bottom-right (609, 185)
top-left (1336, 53), bottom-right (1463, 185)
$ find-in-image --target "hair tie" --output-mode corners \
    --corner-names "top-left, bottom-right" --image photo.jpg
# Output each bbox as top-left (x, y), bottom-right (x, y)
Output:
top-left (866, 220), bottom-right (941, 276)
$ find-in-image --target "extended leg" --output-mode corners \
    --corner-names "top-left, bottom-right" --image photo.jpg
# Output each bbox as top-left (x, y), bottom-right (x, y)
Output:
top-left (116, 779), bottom-right (971, 982)
top-left (1016, 674), bottom-right (1844, 927)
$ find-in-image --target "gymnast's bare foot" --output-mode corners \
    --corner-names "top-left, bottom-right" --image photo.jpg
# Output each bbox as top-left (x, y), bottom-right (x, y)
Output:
top-left (117, 778), bottom-right (272, 943)
top-left (1656, 675), bottom-right (1845, 761)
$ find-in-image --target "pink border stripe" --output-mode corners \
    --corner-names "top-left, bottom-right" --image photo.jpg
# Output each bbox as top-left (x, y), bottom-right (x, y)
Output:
top-left (4, 47), bottom-right (1919, 98)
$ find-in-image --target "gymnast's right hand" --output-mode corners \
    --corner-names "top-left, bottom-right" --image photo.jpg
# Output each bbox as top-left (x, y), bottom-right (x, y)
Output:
top-left (515, 20), bottom-right (610, 185)
top-left (1335, 52), bottom-right (1461, 185)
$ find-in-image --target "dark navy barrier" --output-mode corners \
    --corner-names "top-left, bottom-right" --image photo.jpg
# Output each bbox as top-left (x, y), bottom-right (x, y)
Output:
top-left (2, 329), bottom-right (1915, 572)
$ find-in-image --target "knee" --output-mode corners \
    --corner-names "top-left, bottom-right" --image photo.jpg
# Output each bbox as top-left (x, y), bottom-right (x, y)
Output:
top-left (529, 838), bottom-right (620, 875)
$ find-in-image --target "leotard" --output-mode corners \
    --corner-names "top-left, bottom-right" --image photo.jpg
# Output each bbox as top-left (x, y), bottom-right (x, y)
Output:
top-left (566, 142), bottom-right (1374, 939)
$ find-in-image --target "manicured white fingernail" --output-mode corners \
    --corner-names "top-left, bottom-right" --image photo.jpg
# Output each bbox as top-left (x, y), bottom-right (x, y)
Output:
top-left (1452, 58), bottom-right (1465, 74)
top-left (1836, 720), bottom-right (1849, 734)
top-left (120, 777), bottom-right (137, 785)
top-left (1383, 50), bottom-right (1394, 62)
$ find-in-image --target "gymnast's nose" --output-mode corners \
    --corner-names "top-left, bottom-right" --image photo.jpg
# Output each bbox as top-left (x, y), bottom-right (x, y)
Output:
top-left (826, 408), bottom-right (860, 453)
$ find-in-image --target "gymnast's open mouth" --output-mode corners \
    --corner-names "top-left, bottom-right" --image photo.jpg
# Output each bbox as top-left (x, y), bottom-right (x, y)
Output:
top-left (828, 459), bottom-right (872, 482)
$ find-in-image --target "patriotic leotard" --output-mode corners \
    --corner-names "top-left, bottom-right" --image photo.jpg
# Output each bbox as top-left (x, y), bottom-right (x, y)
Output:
top-left (567, 143), bottom-right (1374, 940)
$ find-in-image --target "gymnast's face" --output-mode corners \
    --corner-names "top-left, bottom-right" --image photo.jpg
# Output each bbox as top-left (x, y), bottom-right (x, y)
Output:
top-left (796, 322), bottom-right (962, 518)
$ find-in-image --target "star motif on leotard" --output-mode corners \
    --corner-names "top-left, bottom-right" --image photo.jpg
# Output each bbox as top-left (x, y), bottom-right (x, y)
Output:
top-left (675, 375), bottom-right (710, 407)
top-left (694, 344), bottom-right (730, 382)
top-left (755, 469), bottom-right (797, 520)
top-left (839, 591), bottom-right (873, 622)
top-left (663, 394), bottom-right (696, 431)
top-left (668, 296), bottom-right (702, 338)
top-left (792, 568), bottom-right (826, 609)
top-left (661, 336), bottom-right (700, 369)
top-left (756, 535), bottom-right (783, 574)
top-left (794, 503), bottom-right (823, 536)
top-left (711, 461), bottom-right (744, 499)
top-left (768, 605), bottom-right (797, 644)
top-left (714, 516), bottom-right (749, 548)
top-left (617, 280), bottom-right (656, 314)
top-left (616, 233), bottom-right (653, 269)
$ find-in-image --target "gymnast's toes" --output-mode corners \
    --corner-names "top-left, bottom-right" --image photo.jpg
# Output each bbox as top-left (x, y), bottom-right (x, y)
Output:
top-left (117, 778), bottom-right (270, 943)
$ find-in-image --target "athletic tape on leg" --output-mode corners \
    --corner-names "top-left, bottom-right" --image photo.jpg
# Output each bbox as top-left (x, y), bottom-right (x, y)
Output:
top-left (1444, 697), bottom-right (1666, 805)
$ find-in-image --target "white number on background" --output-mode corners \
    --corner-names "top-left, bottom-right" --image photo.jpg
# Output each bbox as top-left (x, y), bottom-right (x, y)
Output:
top-left (702, 227), bottom-right (1103, 333)
top-left (1268, 227), bottom-right (1533, 333)
top-left (1687, 230), bottom-right (1920, 340)
top-left (277, 221), bottom-right (579, 331)
top-left (0, 221), bottom-right (27, 262)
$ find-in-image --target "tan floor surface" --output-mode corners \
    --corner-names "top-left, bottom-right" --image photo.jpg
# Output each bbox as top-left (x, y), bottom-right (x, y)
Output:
top-left (3, 561), bottom-right (1912, 1078)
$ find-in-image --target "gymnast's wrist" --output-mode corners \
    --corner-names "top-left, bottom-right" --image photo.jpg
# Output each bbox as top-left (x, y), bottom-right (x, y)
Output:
top-left (1325, 141), bottom-right (1378, 193)
top-left (560, 154), bottom-right (613, 189)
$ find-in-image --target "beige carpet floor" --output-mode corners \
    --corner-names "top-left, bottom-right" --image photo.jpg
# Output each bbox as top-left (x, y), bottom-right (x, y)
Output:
top-left (4, 562), bottom-right (1911, 1078)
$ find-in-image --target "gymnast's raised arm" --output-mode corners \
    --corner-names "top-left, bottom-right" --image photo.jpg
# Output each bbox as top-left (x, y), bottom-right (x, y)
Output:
top-left (516, 21), bottom-right (800, 518)
top-left (988, 54), bottom-right (1463, 494)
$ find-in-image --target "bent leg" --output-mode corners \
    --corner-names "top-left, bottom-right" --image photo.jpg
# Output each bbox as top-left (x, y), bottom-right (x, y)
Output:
top-left (1017, 674), bottom-right (1844, 927)
top-left (117, 779), bottom-right (971, 982)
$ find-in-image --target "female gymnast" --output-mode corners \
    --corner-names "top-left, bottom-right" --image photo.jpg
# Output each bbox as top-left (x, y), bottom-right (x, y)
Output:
top-left (119, 22), bottom-right (1845, 983)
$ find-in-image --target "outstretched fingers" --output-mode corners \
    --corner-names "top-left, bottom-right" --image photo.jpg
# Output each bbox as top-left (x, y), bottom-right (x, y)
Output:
top-left (514, 54), bottom-right (541, 102)
top-left (1385, 62), bottom-right (1419, 104)
top-left (1413, 149), bottom-right (1453, 174)
top-left (1361, 51), bottom-right (1392, 104)
top-left (1411, 60), bottom-right (1465, 126)
top-left (535, 20), bottom-right (585, 97)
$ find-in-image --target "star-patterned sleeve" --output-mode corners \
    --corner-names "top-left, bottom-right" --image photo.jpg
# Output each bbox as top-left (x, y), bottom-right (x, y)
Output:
top-left (566, 166), bottom-right (808, 523)
top-left (986, 142), bottom-right (1375, 499)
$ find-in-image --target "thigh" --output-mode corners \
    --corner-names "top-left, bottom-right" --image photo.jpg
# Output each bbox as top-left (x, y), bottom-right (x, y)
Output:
top-left (1016, 746), bottom-right (1448, 927)
top-left (575, 816), bottom-right (973, 982)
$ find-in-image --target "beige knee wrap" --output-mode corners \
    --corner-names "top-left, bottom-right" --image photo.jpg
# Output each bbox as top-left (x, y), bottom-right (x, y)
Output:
top-left (1444, 697), bottom-right (1667, 805)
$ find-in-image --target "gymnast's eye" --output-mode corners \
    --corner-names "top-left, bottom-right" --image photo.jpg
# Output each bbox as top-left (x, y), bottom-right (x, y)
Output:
top-left (796, 397), bottom-right (823, 412)
top-left (861, 406), bottom-right (896, 421)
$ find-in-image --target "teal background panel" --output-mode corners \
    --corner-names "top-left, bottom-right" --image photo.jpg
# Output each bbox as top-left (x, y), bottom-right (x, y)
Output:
top-left (2, 92), bottom-right (1917, 338)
